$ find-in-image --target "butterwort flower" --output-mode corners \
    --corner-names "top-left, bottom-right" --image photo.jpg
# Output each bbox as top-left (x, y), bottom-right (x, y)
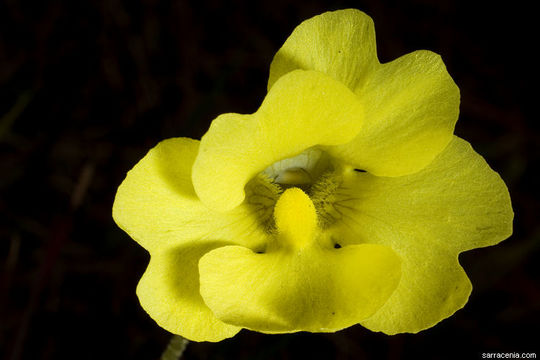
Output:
top-left (113, 9), bottom-right (513, 341)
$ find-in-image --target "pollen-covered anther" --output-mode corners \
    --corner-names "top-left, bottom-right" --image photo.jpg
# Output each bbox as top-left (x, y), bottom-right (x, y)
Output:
top-left (273, 187), bottom-right (318, 249)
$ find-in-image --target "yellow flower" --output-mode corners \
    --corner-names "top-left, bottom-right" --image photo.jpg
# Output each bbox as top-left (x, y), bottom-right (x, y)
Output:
top-left (113, 9), bottom-right (513, 342)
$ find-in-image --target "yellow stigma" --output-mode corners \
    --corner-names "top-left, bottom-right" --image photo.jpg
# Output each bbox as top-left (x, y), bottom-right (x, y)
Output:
top-left (274, 187), bottom-right (318, 249)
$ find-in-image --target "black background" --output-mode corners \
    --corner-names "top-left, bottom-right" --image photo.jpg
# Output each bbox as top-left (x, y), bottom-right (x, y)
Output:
top-left (1, 0), bottom-right (538, 359)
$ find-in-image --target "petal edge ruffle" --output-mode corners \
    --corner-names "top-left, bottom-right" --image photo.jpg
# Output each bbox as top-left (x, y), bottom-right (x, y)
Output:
top-left (331, 136), bottom-right (512, 333)
top-left (268, 9), bottom-right (460, 177)
top-left (326, 50), bottom-right (460, 176)
top-left (268, 9), bottom-right (378, 92)
top-left (113, 137), bottom-right (265, 252)
top-left (137, 242), bottom-right (241, 342)
top-left (192, 70), bottom-right (364, 212)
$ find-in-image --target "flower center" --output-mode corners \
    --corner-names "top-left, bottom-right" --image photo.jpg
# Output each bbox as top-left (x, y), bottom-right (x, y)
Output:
top-left (245, 147), bottom-right (348, 234)
top-left (263, 147), bottom-right (333, 192)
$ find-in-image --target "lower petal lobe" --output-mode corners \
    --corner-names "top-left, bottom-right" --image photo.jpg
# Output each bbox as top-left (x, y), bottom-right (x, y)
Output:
top-left (332, 136), bottom-right (513, 334)
top-left (114, 137), bottom-right (266, 341)
top-left (199, 243), bottom-right (401, 334)
top-left (137, 241), bottom-right (241, 342)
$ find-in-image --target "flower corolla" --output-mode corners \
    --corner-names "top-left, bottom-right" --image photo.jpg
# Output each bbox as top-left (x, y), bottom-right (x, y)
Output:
top-left (113, 9), bottom-right (513, 342)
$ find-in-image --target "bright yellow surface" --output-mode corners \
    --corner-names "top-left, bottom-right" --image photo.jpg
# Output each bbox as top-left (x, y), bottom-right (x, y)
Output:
top-left (268, 9), bottom-right (377, 92)
top-left (269, 9), bottom-right (459, 177)
top-left (137, 243), bottom-right (241, 342)
top-left (331, 137), bottom-right (513, 334)
top-left (273, 188), bottom-right (317, 249)
top-left (199, 243), bottom-right (401, 333)
top-left (113, 138), bottom-right (266, 252)
top-left (192, 69), bottom-right (363, 212)
top-left (113, 138), bottom-right (266, 341)
top-left (113, 9), bottom-right (514, 342)
top-left (327, 50), bottom-right (459, 176)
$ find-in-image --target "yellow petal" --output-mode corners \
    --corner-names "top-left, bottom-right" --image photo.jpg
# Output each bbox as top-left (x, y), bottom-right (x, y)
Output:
top-left (199, 243), bottom-right (401, 334)
top-left (326, 50), bottom-right (459, 176)
top-left (331, 136), bottom-right (513, 334)
top-left (113, 138), bottom-right (269, 341)
top-left (268, 9), bottom-right (459, 176)
top-left (113, 137), bottom-right (266, 252)
top-left (268, 9), bottom-right (378, 92)
top-left (137, 242), bottom-right (241, 342)
top-left (192, 70), bottom-right (363, 212)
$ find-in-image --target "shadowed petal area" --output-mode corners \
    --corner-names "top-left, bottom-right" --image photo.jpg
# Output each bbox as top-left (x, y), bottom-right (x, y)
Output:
top-left (137, 242), bottom-right (241, 342)
top-left (326, 50), bottom-right (459, 176)
top-left (113, 138), bottom-right (265, 252)
top-left (330, 136), bottom-right (513, 334)
top-left (268, 9), bottom-right (378, 92)
top-left (192, 70), bottom-right (363, 212)
top-left (199, 244), bottom-right (401, 334)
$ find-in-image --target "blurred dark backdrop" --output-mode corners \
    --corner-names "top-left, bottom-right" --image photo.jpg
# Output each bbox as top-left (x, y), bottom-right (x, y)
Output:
top-left (1, 0), bottom-right (538, 359)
